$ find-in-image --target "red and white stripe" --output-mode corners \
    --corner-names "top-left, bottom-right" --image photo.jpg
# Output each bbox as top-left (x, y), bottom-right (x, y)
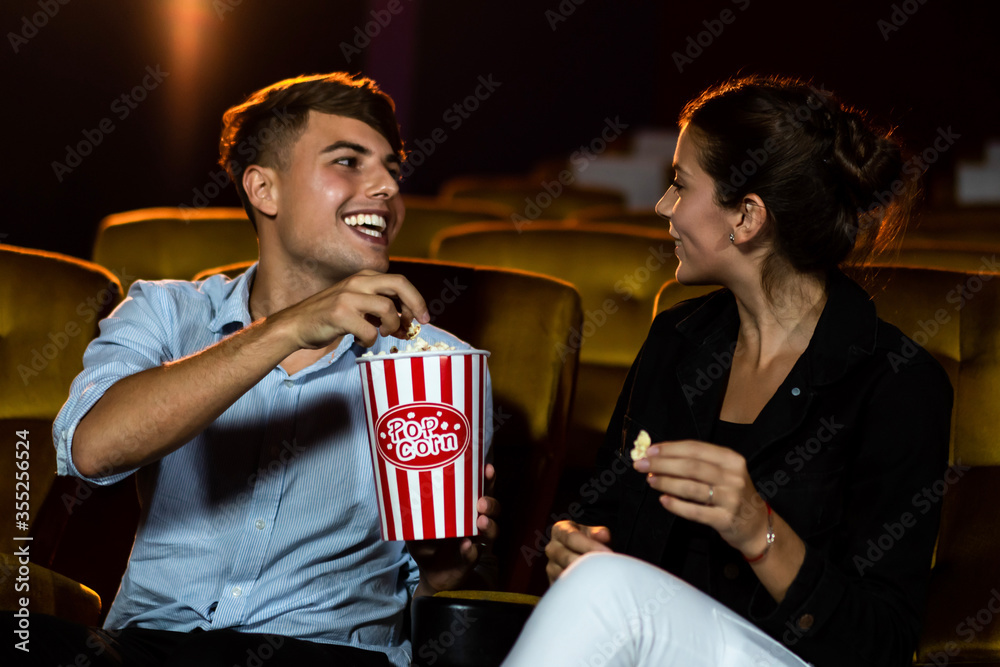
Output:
top-left (358, 351), bottom-right (488, 541)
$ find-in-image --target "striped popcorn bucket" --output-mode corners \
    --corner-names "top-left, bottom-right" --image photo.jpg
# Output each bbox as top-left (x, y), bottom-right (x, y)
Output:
top-left (357, 349), bottom-right (490, 541)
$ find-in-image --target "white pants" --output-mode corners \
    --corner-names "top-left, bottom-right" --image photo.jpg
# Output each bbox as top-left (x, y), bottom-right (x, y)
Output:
top-left (502, 553), bottom-right (811, 667)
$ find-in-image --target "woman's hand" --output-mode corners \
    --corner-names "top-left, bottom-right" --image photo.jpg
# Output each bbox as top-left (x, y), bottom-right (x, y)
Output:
top-left (545, 520), bottom-right (613, 586)
top-left (633, 440), bottom-right (770, 559)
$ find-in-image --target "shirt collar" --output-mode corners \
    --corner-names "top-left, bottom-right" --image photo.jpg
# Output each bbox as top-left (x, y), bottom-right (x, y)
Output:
top-left (208, 262), bottom-right (257, 334)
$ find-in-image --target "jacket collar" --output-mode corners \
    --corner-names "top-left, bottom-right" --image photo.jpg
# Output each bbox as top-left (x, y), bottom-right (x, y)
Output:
top-left (675, 269), bottom-right (877, 388)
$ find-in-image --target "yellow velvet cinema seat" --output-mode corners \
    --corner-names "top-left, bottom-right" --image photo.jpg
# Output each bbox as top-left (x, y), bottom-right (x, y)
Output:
top-left (392, 195), bottom-right (515, 258)
top-left (0, 244), bottom-right (123, 625)
top-left (574, 204), bottom-right (670, 230)
top-left (655, 266), bottom-right (1000, 666)
top-left (194, 257), bottom-right (583, 594)
top-left (439, 175), bottom-right (626, 220)
top-left (886, 207), bottom-right (1000, 273)
top-left (91, 207), bottom-right (258, 294)
top-left (431, 221), bottom-right (678, 472)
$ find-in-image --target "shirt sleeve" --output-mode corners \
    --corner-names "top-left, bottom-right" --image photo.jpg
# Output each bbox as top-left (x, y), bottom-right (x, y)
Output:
top-left (748, 357), bottom-right (953, 667)
top-left (52, 281), bottom-right (180, 485)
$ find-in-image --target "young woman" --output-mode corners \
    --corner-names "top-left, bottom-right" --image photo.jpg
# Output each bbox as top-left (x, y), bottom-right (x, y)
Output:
top-left (503, 75), bottom-right (953, 667)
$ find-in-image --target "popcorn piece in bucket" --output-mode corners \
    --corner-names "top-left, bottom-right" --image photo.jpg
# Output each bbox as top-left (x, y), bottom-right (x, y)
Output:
top-left (631, 429), bottom-right (652, 461)
top-left (400, 336), bottom-right (457, 353)
top-left (406, 320), bottom-right (421, 340)
top-left (360, 337), bottom-right (458, 357)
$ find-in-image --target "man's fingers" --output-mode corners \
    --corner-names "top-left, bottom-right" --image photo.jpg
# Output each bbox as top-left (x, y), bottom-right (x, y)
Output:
top-left (477, 495), bottom-right (500, 519)
top-left (367, 274), bottom-right (430, 324)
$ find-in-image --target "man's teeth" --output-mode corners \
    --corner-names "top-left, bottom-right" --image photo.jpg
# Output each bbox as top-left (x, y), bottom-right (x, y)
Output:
top-left (344, 213), bottom-right (387, 231)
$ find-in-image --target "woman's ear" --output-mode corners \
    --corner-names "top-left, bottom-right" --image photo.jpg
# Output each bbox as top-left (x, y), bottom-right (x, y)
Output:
top-left (243, 165), bottom-right (279, 219)
top-left (733, 194), bottom-right (767, 244)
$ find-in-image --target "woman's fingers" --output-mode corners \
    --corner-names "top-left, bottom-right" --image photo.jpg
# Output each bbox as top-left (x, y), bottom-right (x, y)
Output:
top-left (545, 521), bottom-right (613, 584)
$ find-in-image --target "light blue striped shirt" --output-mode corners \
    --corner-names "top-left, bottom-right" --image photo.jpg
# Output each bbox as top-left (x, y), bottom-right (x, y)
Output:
top-left (52, 264), bottom-right (493, 666)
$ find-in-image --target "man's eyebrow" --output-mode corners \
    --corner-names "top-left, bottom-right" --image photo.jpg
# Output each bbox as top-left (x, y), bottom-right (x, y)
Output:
top-left (320, 141), bottom-right (371, 155)
top-left (320, 140), bottom-right (400, 165)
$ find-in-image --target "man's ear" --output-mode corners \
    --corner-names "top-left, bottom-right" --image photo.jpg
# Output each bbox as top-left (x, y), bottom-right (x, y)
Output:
top-left (243, 165), bottom-right (279, 219)
top-left (733, 193), bottom-right (767, 244)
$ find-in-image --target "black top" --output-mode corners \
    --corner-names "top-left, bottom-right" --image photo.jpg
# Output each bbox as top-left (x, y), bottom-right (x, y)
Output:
top-left (579, 270), bottom-right (953, 667)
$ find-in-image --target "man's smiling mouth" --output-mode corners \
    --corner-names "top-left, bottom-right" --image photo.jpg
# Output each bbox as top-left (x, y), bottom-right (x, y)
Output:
top-left (344, 213), bottom-right (387, 239)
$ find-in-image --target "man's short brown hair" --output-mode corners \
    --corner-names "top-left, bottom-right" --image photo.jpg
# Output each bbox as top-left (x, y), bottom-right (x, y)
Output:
top-left (219, 72), bottom-right (404, 229)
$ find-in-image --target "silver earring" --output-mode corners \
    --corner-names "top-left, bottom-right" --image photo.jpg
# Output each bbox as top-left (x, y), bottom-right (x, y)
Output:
top-left (729, 233), bottom-right (735, 244)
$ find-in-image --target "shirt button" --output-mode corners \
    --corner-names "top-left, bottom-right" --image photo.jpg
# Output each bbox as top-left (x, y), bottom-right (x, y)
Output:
top-left (283, 379), bottom-right (294, 388)
top-left (723, 563), bottom-right (740, 580)
top-left (232, 586), bottom-right (242, 597)
top-left (791, 387), bottom-right (801, 396)
top-left (797, 613), bottom-right (814, 630)
top-left (255, 519), bottom-right (266, 530)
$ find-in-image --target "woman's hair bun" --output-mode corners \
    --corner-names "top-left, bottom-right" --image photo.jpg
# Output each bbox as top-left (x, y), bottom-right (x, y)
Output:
top-left (829, 109), bottom-right (904, 212)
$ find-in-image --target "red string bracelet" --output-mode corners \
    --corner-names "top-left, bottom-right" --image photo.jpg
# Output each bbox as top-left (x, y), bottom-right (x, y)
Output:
top-left (743, 501), bottom-right (774, 563)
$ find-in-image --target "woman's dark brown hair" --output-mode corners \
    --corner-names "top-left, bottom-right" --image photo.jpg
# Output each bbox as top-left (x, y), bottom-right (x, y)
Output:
top-left (219, 72), bottom-right (404, 229)
top-left (680, 74), bottom-right (916, 293)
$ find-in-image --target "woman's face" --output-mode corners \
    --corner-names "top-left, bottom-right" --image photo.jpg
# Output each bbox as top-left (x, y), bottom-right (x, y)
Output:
top-left (655, 126), bottom-right (738, 285)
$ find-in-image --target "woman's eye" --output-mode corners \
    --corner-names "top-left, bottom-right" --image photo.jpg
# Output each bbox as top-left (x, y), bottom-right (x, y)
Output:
top-left (670, 179), bottom-right (683, 192)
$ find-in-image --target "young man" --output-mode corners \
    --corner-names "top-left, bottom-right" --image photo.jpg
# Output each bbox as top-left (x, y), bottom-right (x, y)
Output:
top-left (38, 73), bottom-right (497, 666)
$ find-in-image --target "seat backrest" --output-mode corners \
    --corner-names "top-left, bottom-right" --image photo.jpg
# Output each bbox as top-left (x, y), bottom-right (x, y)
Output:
top-left (432, 221), bottom-right (677, 368)
top-left (574, 205), bottom-right (668, 230)
top-left (194, 258), bottom-right (584, 593)
top-left (439, 176), bottom-right (625, 219)
top-left (0, 244), bottom-right (123, 420)
top-left (92, 207), bottom-right (258, 293)
top-left (392, 196), bottom-right (514, 259)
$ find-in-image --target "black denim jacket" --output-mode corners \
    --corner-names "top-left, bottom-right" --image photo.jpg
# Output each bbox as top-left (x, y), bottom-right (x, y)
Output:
top-left (580, 270), bottom-right (953, 667)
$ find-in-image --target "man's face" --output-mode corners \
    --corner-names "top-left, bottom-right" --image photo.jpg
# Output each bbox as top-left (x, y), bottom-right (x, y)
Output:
top-left (267, 111), bottom-right (405, 281)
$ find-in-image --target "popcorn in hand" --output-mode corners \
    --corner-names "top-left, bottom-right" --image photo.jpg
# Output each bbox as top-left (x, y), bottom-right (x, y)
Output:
top-left (631, 429), bottom-right (652, 461)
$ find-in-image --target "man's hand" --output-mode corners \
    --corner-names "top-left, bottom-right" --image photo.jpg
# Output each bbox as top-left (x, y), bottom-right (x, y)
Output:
top-left (410, 463), bottom-right (499, 597)
top-left (544, 520), bottom-right (613, 586)
top-left (268, 270), bottom-right (430, 349)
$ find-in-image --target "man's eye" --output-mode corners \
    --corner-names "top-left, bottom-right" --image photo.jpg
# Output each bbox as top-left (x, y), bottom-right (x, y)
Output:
top-left (333, 156), bottom-right (357, 167)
